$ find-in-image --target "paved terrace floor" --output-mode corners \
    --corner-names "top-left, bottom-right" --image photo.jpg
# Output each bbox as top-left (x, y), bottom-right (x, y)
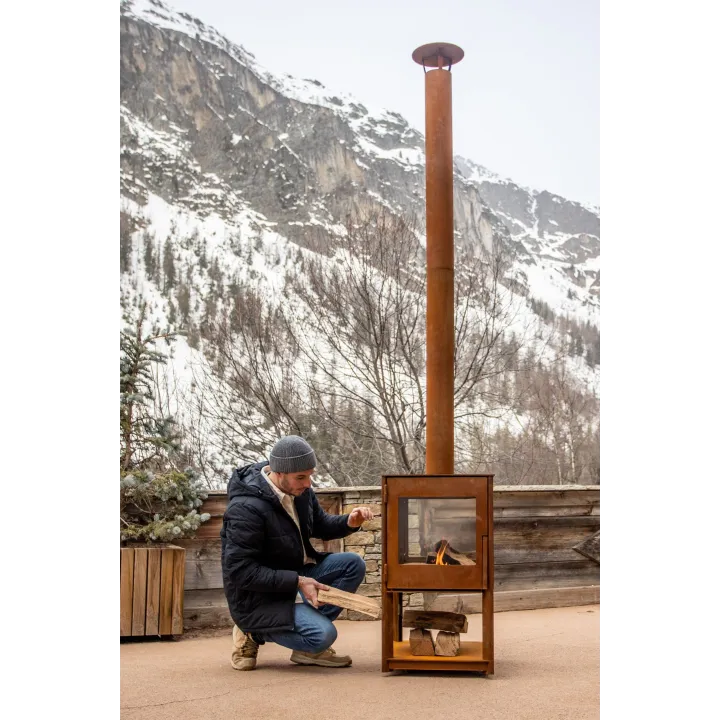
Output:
top-left (121, 605), bottom-right (599, 720)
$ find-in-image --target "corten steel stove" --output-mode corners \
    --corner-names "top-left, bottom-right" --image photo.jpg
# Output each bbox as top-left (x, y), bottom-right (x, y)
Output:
top-left (381, 474), bottom-right (494, 673)
top-left (379, 42), bottom-right (494, 674)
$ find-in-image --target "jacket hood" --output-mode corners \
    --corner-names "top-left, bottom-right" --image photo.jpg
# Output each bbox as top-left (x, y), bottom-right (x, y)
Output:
top-left (227, 462), bottom-right (274, 502)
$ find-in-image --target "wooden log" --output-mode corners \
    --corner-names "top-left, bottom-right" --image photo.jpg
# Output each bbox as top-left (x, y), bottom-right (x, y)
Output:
top-left (409, 628), bottom-right (435, 656)
top-left (317, 587), bottom-right (381, 619)
top-left (432, 540), bottom-right (475, 566)
top-left (435, 631), bottom-right (460, 656)
top-left (402, 610), bottom-right (468, 633)
top-left (445, 548), bottom-right (475, 566)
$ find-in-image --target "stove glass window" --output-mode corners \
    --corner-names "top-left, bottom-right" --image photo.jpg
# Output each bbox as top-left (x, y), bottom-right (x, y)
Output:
top-left (398, 497), bottom-right (477, 565)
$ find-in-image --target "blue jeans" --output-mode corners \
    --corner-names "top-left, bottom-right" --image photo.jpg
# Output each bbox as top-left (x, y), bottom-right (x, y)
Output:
top-left (256, 552), bottom-right (366, 653)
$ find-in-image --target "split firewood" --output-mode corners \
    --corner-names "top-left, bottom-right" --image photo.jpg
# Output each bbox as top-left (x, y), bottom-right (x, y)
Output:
top-left (402, 610), bottom-right (468, 633)
top-left (317, 587), bottom-right (381, 619)
top-left (433, 540), bottom-right (475, 566)
top-left (409, 628), bottom-right (435, 656)
top-left (444, 548), bottom-right (475, 565)
top-left (434, 631), bottom-right (461, 656)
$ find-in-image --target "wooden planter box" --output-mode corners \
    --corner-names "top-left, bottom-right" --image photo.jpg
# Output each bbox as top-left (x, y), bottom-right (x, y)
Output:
top-left (120, 544), bottom-right (185, 637)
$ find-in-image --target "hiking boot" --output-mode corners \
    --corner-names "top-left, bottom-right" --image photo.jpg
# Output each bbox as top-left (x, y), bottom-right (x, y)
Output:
top-left (290, 646), bottom-right (352, 668)
top-left (231, 625), bottom-right (259, 670)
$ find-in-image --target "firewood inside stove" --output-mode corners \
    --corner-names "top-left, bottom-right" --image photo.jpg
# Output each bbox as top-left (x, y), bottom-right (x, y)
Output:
top-left (430, 540), bottom-right (475, 565)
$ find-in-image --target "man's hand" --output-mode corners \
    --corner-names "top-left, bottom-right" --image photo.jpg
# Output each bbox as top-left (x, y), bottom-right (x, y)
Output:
top-left (347, 506), bottom-right (374, 528)
top-left (297, 576), bottom-right (330, 608)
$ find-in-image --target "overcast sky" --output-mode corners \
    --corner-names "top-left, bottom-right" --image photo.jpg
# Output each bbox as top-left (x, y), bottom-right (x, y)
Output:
top-left (166, 0), bottom-right (599, 206)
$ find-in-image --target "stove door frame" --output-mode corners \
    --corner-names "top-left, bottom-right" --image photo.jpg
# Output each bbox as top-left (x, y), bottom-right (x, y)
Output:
top-left (383, 474), bottom-right (491, 591)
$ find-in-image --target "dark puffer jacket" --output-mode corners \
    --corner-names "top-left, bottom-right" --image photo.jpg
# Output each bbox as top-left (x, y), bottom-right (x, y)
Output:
top-left (220, 462), bottom-right (360, 635)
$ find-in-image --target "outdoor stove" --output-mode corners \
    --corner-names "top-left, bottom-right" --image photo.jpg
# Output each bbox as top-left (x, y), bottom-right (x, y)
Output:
top-left (381, 474), bottom-right (494, 673)
top-left (378, 43), bottom-right (494, 674)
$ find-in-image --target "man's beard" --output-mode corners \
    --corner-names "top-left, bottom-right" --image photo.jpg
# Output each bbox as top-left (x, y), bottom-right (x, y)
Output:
top-left (277, 476), bottom-right (307, 496)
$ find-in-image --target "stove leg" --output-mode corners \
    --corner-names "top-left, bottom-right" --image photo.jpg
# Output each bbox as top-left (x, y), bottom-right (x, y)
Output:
top-left (381, 591), bottom-right (393, 672)
top-left (482, 588), bottom-right (494, 675)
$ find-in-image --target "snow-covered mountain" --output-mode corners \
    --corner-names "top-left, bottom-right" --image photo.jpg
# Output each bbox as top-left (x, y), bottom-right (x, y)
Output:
top-left (119, 0), bottom-right (600, 486)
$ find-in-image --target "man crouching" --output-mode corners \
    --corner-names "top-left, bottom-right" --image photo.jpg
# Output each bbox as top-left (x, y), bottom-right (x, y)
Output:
top-left (221, 435), bottom-right (373, 670)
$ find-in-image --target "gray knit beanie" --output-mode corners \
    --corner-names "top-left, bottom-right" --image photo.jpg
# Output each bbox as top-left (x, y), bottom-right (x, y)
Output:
top-left (268, 435), bottom-right (317, 474)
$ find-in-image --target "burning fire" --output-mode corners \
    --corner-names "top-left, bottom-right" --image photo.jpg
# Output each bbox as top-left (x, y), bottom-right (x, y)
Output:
top-left (435, 538), bottom-right (449, 565)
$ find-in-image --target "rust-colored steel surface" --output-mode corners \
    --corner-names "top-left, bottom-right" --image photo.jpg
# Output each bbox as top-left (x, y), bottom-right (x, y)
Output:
top-left (412, 42), bottom-right (465, 69)
top-left (424, 66), bottom-right (455, 475)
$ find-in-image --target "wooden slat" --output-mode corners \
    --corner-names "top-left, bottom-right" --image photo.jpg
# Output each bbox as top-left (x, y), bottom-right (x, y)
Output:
top-left (171, 548), bottom-right (185, 635)
top-left (183, 588), bottom-right (232, 630)
top-left (159, 548), bottom-right (174, 635)
top-left (494, 505), bottom-right (599, 518)
top-left (131, 549), bottom-right (148, 636)
top-left (195, 519), bottom-right (222, 539)
top-left (494, 515), bottom-right (600, 532)
top-left (493, 489), bottom-right (600, 508)
top-left (176, 538), bottom-right (223, 591)
top-left (120, 548), bottom-right (134, 636)
top-left (573, 530), bottom-right (600, 564)
top-left (426, 585), bottom-right (600, 613)
top-left (494, 547), bottom-right (592, 565)
top-left (494, 559), bottom-right (599, 591)
top-left (145, 548), bottom-right (161, 635)
top-left (494, 516), bottom-right (600, 554)
top-left (198, 496), bottom-right (229, 515)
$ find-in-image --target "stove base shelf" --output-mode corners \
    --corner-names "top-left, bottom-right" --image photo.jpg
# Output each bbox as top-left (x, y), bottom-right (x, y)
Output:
top-left (387, 640), bottom-right (490, 673)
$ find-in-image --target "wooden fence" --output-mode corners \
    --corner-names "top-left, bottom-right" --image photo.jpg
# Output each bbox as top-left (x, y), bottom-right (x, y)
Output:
top-left (177, 485), bottom-right (599, 630)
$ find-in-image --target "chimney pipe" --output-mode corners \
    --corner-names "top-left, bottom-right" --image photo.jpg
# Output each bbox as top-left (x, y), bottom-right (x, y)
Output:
top-left (412, 43), bottom-right (464, 476)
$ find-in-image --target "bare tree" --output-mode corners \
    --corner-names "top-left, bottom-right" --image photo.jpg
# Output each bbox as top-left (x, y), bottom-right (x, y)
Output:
top-left (194, 208), bottom-right (530, 486)
top-left (528, 362), bottom-right (597, 483)
top-left (286, 208), bottom-right (524, 480)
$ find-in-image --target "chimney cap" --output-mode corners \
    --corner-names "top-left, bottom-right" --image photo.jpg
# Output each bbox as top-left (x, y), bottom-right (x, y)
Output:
top-left (412, 43), bottom-right (464, 69)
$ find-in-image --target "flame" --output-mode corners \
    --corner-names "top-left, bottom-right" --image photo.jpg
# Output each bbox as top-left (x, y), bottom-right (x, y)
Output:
top-left (435, 538), bottom-right (449, 565)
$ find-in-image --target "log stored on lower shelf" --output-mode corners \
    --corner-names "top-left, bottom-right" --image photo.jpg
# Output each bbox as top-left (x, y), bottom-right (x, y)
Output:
top-left (317, 587), bottom-right (381, 619)
top-left (409, 628), bottom-right (435, 656)
top-left (434, 631), bottom-right (461, 657)
top-left (402, 610), bottom-right (468, 633)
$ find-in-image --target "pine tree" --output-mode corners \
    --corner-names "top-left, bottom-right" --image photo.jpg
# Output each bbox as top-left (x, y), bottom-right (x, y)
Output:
top-left (163, 240), bottom-right (176, 291)
top-left (120, 304), bottom-right (209, 543)
top-left (120, 214), bottom-right (132, 273)
top-left (177, 284), bottom-right (191, 325)
top-left (143, 232), bottom-right (156, 281)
